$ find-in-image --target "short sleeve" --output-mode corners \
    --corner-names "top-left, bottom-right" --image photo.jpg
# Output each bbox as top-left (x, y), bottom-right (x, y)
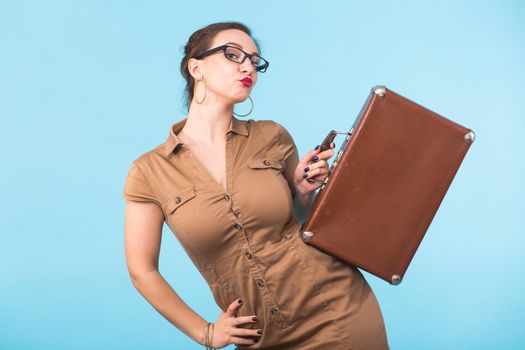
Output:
top-left (273, 121), bottom-right (299, 198)
top-left (274, 121), bottom-right (298, 163)
top-left (122, 163), bottom-right (159, 205)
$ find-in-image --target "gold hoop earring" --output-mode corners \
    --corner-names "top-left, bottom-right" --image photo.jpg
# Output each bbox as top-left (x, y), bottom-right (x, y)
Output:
top-left (194, 80), bottom-right (206, 104)
top-left (233, 96), bottom-right (253, 117)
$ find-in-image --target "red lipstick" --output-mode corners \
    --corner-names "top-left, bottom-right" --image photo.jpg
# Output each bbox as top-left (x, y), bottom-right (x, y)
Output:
top-left (240, 77), bottom-right (252, 87)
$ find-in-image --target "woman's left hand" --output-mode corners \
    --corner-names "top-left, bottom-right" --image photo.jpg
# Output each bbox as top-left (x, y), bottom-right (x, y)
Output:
top-left (293, 142), bottom-right (336, 195)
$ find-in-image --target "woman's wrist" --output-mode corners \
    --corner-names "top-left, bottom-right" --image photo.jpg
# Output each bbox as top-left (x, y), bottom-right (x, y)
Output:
top-left (195, 318), bottom-right (210, 346)
top-left (295, 186), bottom-right (315, 205)
top-left (293, 187), bottom-right (315, 222)
top-left (204, 322), bottom-right (215, 350)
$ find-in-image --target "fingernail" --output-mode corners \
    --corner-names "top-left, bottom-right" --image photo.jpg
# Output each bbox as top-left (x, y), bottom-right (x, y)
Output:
top-left (311, 156), bottom-right (319, 161)
top-left (257, 329), bottom-right (263, 335)
top-left (252, 316), bottom-right (258, 321)
top-left (238, 298), bottom-right (243, 304)
top-left (302, 174), bottom-right (308, 178)
top-left (304, 167), bottom-right (309, 172)
top-left (314, 145), bottom-right (319, 150)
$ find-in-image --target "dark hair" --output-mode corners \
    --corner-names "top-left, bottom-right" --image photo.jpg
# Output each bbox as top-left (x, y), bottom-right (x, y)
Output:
top-left (180, 21), bottom-right (261, 111)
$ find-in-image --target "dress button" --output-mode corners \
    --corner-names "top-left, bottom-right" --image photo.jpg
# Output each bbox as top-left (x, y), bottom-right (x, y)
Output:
top-left (223, 194), bottom-right (230, 201)
top-left (234, 223), bottom-right (242, 230)
top-left (263, 160), bottom-right (271, 166)
top-left (256, 279), bottom-right (265, 288)
top-left (271, 308), bottom-right (279, 315)
top-left (245, 252), bottom-right (253, 259)
top-left (175, 197), bottom-right (181, 204)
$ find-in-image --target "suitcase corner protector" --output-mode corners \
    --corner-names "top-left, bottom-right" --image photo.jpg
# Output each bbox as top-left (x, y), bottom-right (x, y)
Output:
top-left (371, 85), bottom-right (387, 97)
top-left (301, 230), bottom-right (314, 242)
top-left (464, 130), bottom-right (476, 143)
top-left (391, 274), bottom-right (402, 285)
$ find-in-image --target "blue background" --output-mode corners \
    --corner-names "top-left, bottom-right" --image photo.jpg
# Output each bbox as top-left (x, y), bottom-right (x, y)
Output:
top-left (1, 1), bottom-right (523, 349)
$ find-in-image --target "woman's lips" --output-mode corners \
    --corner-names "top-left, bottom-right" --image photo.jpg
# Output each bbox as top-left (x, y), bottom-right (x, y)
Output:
top-left (240, 77), bottom-right (252, 87)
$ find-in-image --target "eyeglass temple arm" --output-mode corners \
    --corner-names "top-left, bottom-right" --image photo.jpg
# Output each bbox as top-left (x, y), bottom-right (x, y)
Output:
top-left (193, 45), bottom-right (227, 59)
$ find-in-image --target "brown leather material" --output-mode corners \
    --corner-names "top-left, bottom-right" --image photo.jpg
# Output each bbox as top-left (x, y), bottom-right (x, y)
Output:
top-left (302, 86), bottom-right (474, 285)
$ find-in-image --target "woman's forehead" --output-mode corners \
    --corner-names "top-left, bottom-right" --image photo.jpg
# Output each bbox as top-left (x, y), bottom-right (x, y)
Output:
top-left (211, 29), bottom-right (258, 54)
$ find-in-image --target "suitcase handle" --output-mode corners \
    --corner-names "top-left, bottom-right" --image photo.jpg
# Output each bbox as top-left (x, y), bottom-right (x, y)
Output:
top-left (307, 130), bottom-right (353, 186)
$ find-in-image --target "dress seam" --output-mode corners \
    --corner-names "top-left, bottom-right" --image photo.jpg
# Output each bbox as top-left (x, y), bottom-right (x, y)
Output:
top-left (290, 240), bottom-right (347, 348)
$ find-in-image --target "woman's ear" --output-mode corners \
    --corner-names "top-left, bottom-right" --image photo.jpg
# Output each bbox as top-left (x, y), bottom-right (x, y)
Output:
top-left (188, 58), bottom-right (204, 80)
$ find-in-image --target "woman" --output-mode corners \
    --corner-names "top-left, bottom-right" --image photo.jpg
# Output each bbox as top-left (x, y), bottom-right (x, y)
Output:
top-left (122, 22), bottom-right (389, 349)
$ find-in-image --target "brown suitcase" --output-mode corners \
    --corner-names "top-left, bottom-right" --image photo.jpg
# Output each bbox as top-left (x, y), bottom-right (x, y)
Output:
top-left (301, 86), bottom-right (475, 285)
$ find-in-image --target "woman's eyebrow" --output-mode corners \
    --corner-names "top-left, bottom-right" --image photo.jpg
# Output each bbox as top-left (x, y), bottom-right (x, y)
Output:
top-left (225, 41), bottom-right (259, 55)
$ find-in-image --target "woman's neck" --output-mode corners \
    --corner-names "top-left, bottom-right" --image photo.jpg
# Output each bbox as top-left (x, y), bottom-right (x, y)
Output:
top-left (182, 102), bottom-right (234, 145)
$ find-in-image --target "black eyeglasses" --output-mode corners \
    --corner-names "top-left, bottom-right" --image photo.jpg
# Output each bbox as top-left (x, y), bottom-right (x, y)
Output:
top-left (193, 45), bottom-right (269, 73)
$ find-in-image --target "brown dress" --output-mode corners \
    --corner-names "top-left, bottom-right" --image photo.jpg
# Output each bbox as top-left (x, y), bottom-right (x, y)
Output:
top-left (122, 116), bottom-right (390, 350)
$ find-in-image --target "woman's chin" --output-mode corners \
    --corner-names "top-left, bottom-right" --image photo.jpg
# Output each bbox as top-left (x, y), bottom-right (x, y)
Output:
top-left (232, 94), bottom-right (251, 104)
top-left (219, 91), bottom-right (252, 106)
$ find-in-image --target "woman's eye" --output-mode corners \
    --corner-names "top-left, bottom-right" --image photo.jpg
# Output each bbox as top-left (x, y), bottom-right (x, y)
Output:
top-left (226, 53), bottom-right (239, 59)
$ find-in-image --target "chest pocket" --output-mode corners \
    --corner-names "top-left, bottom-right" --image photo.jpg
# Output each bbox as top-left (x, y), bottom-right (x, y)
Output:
top-left (246, 158), bottom-right (284, 173)
top-left (164, 186), bottom-right (197, 217)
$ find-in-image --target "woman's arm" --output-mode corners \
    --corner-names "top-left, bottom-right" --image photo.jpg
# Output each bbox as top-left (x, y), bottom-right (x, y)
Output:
top-left (283, 144), bottom-right (335, 222)
top-left (124, 201), bottom-right (262, 347)
top-left (124, 200), bottom-right (209, 345)
top-left (282, 151), bottom-right (315, 221)
top-left (293, 190), bottom-right (317, 222)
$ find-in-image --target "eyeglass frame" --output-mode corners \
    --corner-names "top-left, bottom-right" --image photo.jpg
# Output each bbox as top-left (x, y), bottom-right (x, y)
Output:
top-left (193, 44), bottom-right (269, 73)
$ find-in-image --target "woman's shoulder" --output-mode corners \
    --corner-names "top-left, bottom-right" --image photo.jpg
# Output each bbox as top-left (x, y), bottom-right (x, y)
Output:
top-left (249, 118), bottom-right (292, 139)
top-left (250, 118), bottom-right (286, 129)
top-left (126, 142), bottom-right (167, 173)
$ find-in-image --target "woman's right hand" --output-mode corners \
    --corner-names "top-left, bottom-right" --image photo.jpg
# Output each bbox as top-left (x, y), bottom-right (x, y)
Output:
top-left (210, 297), bottom-right (263, 348)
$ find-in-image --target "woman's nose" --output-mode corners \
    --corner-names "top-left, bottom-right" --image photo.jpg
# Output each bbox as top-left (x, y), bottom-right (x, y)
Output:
top-left (240, 59), bottom-right (255, 74)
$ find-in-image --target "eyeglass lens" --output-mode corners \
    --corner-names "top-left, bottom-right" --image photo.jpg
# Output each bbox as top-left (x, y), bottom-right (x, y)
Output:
top-left (224, 46), bottom-right (265, 70)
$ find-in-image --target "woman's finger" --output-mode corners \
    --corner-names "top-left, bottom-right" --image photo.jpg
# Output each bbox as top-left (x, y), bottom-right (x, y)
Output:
top-left (229, 336), bottom-right (260, 346)
top-left (299, 147), bottom-right (321, 165)
top-left (303, 167), bottom-right (328, 180)
top-left (233, 315), bottom-right (259, 327)
top-left (303, 160), bottom-right (327, 173)
top-left (226, 297), bottom-right (244, 317)
top-left (231, 327), bottom-right (263, 338)
top-left (316, 148), bottom-right (335, 161)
